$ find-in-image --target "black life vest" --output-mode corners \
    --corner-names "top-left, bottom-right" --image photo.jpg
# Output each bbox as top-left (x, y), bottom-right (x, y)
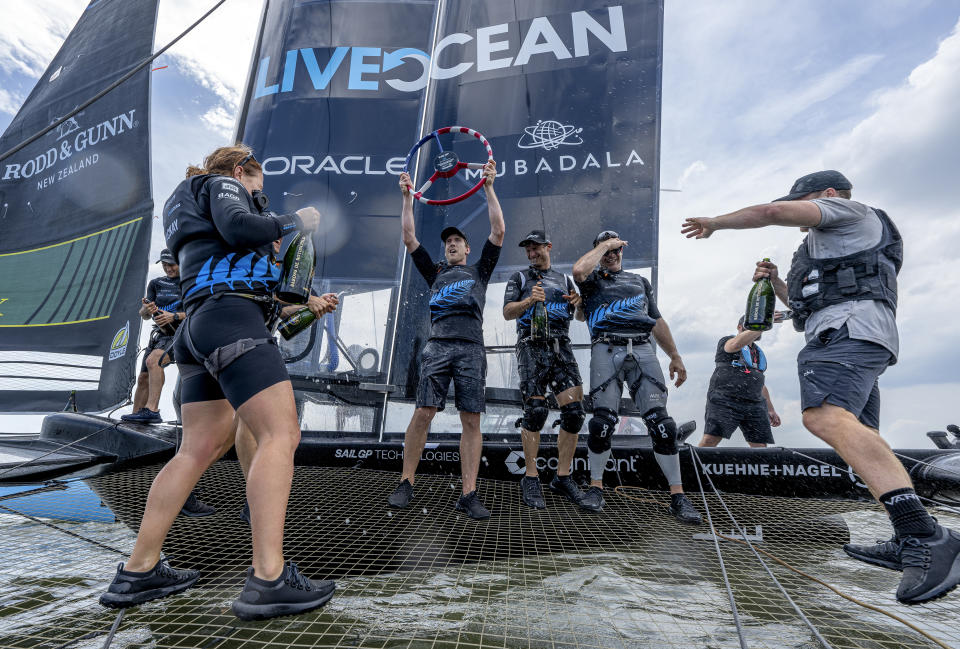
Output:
top-left (786, 207), bottom-right (902, 332)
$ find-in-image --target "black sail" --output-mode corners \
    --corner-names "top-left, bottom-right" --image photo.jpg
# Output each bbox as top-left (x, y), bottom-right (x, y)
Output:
top-left (0, 0), bottom-right (159, 412)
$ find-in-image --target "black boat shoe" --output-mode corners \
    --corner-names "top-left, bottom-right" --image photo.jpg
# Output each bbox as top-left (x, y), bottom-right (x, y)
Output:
top-left (455, 490), bottom-right (490, 519)
top-left (99, 558), bottom-right (199, 608)
top-left (388, 479), bottom-right (414, 508)
top-left (180, 489), bottom-right (216, 518)
top-left (896, 524), bottom-right (960, 605)
top-left (520, 476), bottom-right (545, 509)
top-left (668, 494), bottom-right (702, 525)
top-left (549, 474), bottom-right (584, 506)
top-left (232, 561), bottom-right (336, 621)
top-left (579, 486), bottom-right (606, 512)
top-left (844, 534), bottom-right (902, 571)
top-left (121, 408), bottom-right (162, 424)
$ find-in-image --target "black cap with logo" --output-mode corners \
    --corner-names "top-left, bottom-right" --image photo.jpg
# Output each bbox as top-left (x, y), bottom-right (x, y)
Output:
top-left (593, 229), bottom-right (620, 248)
top-left (156, 248), bottom-right (175, 264)
top-left (774, 170), bottom-right (852, 202)
top-left (440, 226), bottom-right (468, 245)
top-left (518, 229), bottom-right (550, 247)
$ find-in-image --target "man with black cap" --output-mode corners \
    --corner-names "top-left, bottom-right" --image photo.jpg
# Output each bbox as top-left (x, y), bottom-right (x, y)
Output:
top-left (502, 230), bottom-right (598, 511)
top-left (682, 170), bottom-right (960, 605)
top-left (572, 231), bottom-right (702, 522)
top-left (122, 248), bottom-right (185, 424)
top-left (387, 162), bottom-right (503, 519)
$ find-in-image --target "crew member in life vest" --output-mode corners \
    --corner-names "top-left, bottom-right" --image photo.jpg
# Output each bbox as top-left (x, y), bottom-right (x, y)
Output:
top-left (388, 162), bottom-right (504, 520)
top-left (682, 169), bottom-right (960, 605)
top-left (502, 230), bottom-right (596, 511)
top-left (697, 315), bottom-right (781, 448)
top-left (572, 230), bottom-right (702, 523)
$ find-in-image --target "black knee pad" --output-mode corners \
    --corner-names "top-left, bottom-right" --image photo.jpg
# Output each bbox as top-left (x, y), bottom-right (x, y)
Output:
top-left (521, 398), bottom-right (550, 432)
top-left (644, 407), bottom-right (678, 455)
top-left (558, 401), bottom-right (586, 434)
top-left (587, 407), bottom-right (618, 454)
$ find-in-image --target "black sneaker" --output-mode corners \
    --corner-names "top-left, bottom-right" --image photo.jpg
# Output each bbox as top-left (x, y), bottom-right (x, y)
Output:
top-left (99, 559), bottom-right (199, 608)
top-left (844, 534), bottom-right (902, 571)
top-left (520, 476), bottom-right (545, 509)
top-left (388, 479), bottom-right (414, 508)
top-left (549, 474), bottom-right (584, 505)
top-left (579, 486), bottom-right (605, 512)
top-left (668, 494), bottom-right (702, 525)
top-left (231, 561), bottom-right (336, 621)
top-left (141, 409), bottom-right (162, 424)
top-left (896, 525), bottom-right (960, 605)
top-left (180, 490), bottom-right (216, 518)
top-left (120, 408), bottom-right (148, 422)
top-left (455, 490), bottom-right (490, 519)
top-left (239, 500), bottom-right (251, 525)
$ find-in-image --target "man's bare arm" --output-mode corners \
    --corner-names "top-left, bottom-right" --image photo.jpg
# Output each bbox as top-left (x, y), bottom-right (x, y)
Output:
top-left (483, 161), bottom-right (505, 246)
top-left (572, 238), bottom-right (624, 283)
top-left (723, 329), bottom-right (763, 353)
top-left (682, 201), bottom-right (822, 239)
top-left (652, 317), bottom-right (687, 387)
top-left (398, 171), bottom-right (419, 253)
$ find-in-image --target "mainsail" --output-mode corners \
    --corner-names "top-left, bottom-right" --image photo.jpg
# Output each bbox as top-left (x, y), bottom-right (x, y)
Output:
top-left (236, 0), bottom-right (663, 426)
top-left (0, 0), bottom-right (159, 412)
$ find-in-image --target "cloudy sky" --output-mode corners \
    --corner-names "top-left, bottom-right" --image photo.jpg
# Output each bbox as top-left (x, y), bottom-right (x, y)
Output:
top-left (1, 0), bottom-right (958, 449)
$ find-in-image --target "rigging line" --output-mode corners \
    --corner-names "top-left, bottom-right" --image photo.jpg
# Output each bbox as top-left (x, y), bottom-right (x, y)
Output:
top-left (0, 0), bottom-right (233, 163)
top-left (0, 501), bottom-right (125, 556)
top-left (101, 609), bottom-right (125, 649)
top-left (712, 533), bottom-right (954, 649)
top-left (689, 447), bottom-right (836, 649)
top-left (893, 449), bottom-right (960, 481)
top-left (688, 445), bottom-right (749, 649)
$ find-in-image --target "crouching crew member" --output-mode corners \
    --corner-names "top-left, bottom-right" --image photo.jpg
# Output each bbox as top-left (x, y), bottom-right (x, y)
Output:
top-left (503, 230), bottom-right (597, 511)
top-left (572, 230), bottom-right (701, 523)
top-left (698, 315), bottom-right (780, 448)
top-left (100, 146), bottom-right (337, 620)
top-left (388, 162), bottom-right (504, 519)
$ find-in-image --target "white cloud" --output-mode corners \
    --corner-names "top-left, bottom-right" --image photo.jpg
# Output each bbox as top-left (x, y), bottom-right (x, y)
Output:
top-left (0, 87), bottom-right (26, 116)
top-left (0, 0), bottom-right (81, 79)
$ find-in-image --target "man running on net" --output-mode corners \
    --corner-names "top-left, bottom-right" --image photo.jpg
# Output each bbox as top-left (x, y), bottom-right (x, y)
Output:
top-left (698, 315), bottom-right (781, 448)
top-left (572, 230), bottom-right (701, 522)
top-left (503, 230), bottom-right (598, 511)
top-left (682, 169), bottom-right (960, 604)
top-left (388, 161), bottom-right (504, 519)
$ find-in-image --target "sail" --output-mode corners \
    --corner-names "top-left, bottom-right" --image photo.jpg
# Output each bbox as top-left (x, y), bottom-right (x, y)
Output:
top-left (236, 0), bottom-right (662, 420)
top-left (0, 0), bottom-right (159, 412)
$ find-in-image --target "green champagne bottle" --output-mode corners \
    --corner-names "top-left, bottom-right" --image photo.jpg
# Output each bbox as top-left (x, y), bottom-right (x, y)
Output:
top-left (744, 257), bottom-right (775, 331)
top-left (277, 232), bottom-right (315, 304)
top-left (531, 299), bottom-right (550, 340)
top-left (278, 306), bottom-right (316, 340)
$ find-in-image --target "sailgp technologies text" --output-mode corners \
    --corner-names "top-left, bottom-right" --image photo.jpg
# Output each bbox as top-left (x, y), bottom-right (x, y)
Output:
top-left (335, 448), bottom-right (460, 462)
top-left (700, 462), bottom-right (848, 478)
top-left (254, 6), bottom-right (628, 96)
top-left (2, 110), bottom-right (139, 186)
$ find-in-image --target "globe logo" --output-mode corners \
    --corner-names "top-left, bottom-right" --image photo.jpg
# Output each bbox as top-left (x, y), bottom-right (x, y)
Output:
top-left (517, 120), bottom-right (583, 151)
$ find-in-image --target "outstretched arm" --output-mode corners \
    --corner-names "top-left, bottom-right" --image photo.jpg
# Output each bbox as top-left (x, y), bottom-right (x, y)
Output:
top-left (722, 329), bottom-right (763, 353)
top-left (483, 161), bottom-right (505, 246)
top-left (652, 318), bottom-right (686, 387)
top-left (681, 201), bottom-right (822, 239)
top-left (398, 172), bottom-right (419, 253)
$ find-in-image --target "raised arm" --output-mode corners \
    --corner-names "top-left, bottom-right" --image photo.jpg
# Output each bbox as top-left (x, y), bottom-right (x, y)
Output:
top-left (651, 317), bottom-right (686, 387)
top-left (681, 201), bottom-right (822, 239)
top-left (722, 329), bottom-right (763, 353)
top-left (398, 171), bottom-right (420, 253)
top-left (483, 161), bottom-right (505, 246)
top-left (572, 237), bottom-right (626, 283)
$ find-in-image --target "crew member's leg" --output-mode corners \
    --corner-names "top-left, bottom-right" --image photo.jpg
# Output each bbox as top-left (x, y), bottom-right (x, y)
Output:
top-left (554, 385), bottom-right (584, 477)
top-left (801, 326), bottom-right (958, 604)
top-left (698, 397), bottom-right (738, 448)
top-left (740, 401), bottom-right (774, 448)
top-left (629, 345), bottom-right (701, 524)
top-left (583, 342), bottom-right (622, 512)
top-left (143, 348), bottom-right (167, 415)
top-left (132, 372), bottom-right (149, 411)
top-left (234, 416), bottom-right (254, 522)
top-left (452, 341), bottom-right (490, 519)
top-left (515, 341), bottom-right (550, 508)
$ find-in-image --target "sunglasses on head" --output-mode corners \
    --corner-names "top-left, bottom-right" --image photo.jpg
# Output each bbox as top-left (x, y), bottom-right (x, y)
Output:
top-left (236, 151), bottom-right (254, 171)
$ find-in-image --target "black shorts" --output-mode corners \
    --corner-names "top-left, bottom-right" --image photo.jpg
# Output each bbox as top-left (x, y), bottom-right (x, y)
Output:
top-left (140, 329), bottom-right (175, 373)
top-left (704, 396), bottom-right (774, 444)
top-left (517, 338), bottom-right (582, 401)
top-left (415, 339), bottom-right (486, 413)
top-left (797, 324), bottom-right (893, 430)
top-left (173, 296), bottom-right (289, 409)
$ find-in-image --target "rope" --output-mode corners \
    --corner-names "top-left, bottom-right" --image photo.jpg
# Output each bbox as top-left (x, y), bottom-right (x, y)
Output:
top-left (101, 610), bottom-right (125, 649)
top-left (0, 0), bottom-right (233, 163)
top-left (0, 502), bottom-right (125, 555)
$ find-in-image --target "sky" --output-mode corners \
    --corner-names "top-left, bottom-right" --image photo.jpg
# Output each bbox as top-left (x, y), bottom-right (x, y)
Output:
top-left (0, 0), bottom-right (958, 449)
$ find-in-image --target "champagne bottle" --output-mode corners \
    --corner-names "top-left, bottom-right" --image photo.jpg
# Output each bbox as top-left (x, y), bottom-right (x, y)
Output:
top-left (744, 257), bottom-right (775, 331)
top-left (278, 306), bottom-right (316, 340)
top-left (277, 232), bottom-right (315, 304)
top-left (531, 299), bottom-right (550, 340)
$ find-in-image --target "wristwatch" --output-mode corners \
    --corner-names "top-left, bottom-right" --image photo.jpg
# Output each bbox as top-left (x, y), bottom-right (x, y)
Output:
top-left (173, 313), bottom-right (181, 323)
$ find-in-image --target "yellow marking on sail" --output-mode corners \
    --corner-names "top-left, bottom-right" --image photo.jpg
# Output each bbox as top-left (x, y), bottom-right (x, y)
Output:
top-left (0, 297), bottom-right (6, 316)
top-left (0, 315), bottom-right (110, 327)
top-left (0, 216), bottom-right (142, 257)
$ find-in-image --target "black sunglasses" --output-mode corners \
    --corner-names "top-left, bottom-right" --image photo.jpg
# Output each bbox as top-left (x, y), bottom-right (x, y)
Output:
top-left (236, 151), bottom-right (255, 171)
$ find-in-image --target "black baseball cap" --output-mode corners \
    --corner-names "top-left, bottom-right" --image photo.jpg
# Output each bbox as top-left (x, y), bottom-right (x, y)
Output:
top-left (518, 229), bottom-right (550, 247)
top-left (593, 229), bottom-right (620, 248)
top-left (774, 170), bottom-right (852, 202)
top-left (440, 226), bottom-right (468, 244)
top-left (156, 248), bottom-right (175, 264)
